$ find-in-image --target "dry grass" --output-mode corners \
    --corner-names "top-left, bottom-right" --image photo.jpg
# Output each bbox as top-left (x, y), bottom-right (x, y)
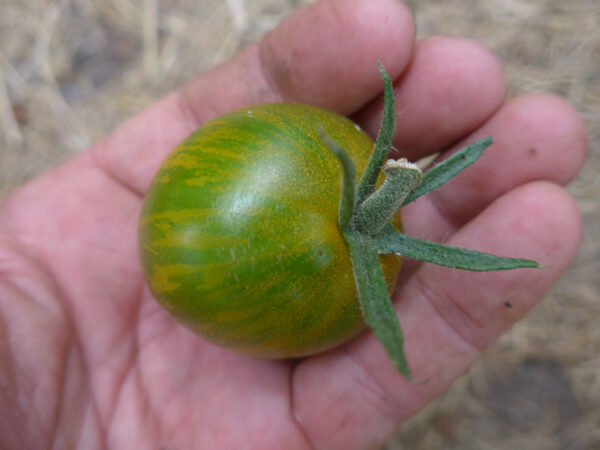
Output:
top-left (1, 0), bottom-right (599, 448)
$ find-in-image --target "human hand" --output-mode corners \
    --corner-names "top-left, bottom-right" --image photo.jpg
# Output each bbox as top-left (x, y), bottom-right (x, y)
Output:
top-left (0, 0), bottom-right (586, 449)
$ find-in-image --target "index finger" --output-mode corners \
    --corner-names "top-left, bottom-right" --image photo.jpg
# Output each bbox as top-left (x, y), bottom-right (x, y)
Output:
top-left (90, 0), bottom-right (416, 196)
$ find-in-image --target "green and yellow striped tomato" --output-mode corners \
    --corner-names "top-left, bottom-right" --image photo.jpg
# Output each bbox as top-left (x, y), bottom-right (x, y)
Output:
top-left (138, 103), bottom-right (401, 358)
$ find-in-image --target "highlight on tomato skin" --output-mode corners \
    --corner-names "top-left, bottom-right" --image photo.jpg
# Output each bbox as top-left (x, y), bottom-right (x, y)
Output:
top-left (138, 102), bottom-right (402, 359)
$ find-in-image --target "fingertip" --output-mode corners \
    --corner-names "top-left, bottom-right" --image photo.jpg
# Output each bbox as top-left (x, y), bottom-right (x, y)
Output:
top-left (495, 93), bottom-right (588, 184)
top-left (408, 92), bottom-right (588, 234)
top-left (511, 181), bottom-right (582, 265)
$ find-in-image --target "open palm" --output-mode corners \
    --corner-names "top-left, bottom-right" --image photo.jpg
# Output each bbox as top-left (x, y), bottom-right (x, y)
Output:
top-left (0, 1), bottom-right (586, 449)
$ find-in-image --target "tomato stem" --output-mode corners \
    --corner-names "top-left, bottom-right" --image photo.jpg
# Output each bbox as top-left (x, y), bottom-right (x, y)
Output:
top-left (354, 158), bottom-right (422, 235)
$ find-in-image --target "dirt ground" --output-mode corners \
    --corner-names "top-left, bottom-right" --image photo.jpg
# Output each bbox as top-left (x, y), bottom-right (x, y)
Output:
top-left (1, 0), bottom-right (599, 448)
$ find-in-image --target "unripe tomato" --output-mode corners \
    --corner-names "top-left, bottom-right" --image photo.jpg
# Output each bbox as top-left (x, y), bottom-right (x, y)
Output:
top-left (138, 103), bottom-right (401, 358)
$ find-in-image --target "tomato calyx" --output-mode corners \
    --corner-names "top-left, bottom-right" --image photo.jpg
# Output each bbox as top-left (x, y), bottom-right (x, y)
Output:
top-left (325, 63), bottom-right (541, 379)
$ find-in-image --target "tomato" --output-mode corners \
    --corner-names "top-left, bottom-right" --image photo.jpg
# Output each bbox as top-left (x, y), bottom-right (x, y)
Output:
top-left (138, 65), bottom-right (538, 378)
top-left (138, 103), bottom-right (401, 358)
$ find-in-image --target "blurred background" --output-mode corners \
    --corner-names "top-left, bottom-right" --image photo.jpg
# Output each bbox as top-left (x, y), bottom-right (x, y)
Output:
top-left (0, 0), bottom-right (598, 448)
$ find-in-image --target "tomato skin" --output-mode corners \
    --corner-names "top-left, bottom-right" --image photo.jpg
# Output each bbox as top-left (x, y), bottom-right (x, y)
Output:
top-left (138, 103), bottom-right (400, 358)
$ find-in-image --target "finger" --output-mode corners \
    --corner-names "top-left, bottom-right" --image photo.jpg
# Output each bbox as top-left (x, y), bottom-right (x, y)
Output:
top-left (292, 181), bottom-right (581, 450)
top-left (185, 0), bottom-right (416, 121)
top-left (91, 0), bottom-right (416, 196)
top-left (354, 36), bottom-right (506, 161)
top-left (402, 93), bottom-right (587, 242)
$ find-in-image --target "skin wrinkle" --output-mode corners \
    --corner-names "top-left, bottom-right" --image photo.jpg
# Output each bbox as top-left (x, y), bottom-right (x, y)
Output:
top-left (124, 296), bottom-right (179, 447)
top-left (327, 0), bottom-right (346, 34)
top-left (108, 288), bottom-right (173, 447)
top-left (89, 144), bottom-right (145, 200)
top-left (0, 226), bottom-right (72, 448)
top-left (48, 339), bottom-right (71, 449)
top-left (111, 361), bottom-right (153, 447)
top-left (412, 266), bottom-right (493, 351)
top-left (37, 339), bottom-right (67, 448)
top-left (102, 286), bottom-right (145, 440)
top-left (345, 345), bottom-right (411, 425)
top-left (48, 302), bottom-right (105, 449)
top-left (257, 38), bottom-right (289, 104)
top-left (88, 168), bottom-right (144, 268)
top-left (257, 37), bottom-right (293, 106)
top-left (241, 47), bottom-right (284, 107)
top-left (136, 302), bottom-right (181, 350)
top-left (0, 282), bottom-right (28, 446)
top-left (291, 360), bottom-right (340, 450)
top-left (51, 346), bottom-right (94, 450)
top-left (0, 304), bottom-right (13, 376)
top-left (0, 222), bottom-right (64, 316)
top-left (175, 89), bottom-right (203, 139)
top-left (257, 20), bottom-right (313, 109)
top-left (289, 364), bottom-right (316, 450)
top-left (130, 310), bottom-right (215, 447)
top-left (158, 381), bottom-right (193, 436)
